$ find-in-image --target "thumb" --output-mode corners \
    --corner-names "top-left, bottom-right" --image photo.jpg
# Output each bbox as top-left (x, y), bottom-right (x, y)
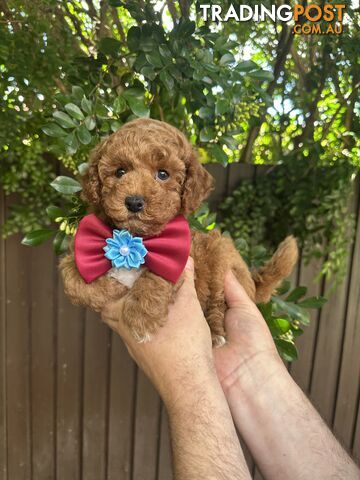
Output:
top-left (224, 270), bottom-right (254, 309)
top-left (183, 256), bottom-right (195, 285)
top-left (176, 256), bottom-right (197, 299)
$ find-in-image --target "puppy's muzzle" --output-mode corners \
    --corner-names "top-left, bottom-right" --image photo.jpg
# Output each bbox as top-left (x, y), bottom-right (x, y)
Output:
top-left (125, 195), bottom-right (145, 213)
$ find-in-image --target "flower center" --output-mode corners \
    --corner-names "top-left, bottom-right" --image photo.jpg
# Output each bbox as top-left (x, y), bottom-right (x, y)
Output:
top-left (119, 245), bottom-right (130, 256)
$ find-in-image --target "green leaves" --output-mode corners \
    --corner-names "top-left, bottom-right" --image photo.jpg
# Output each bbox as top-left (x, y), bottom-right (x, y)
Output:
top-left (64, 131), bottom-right (79, 155)
top-left (200, 126), bottom-right (215, 142)
top-left (248, 70), bottom-right (274, 82)
top-left (22, 229), bottom-right (54, 246)
top-left (99, 37), bottom-right (122, 56)
top-left (256, 280), bottom-right (327, 362)
top-left (298, 297), bottom-right (327, 309)
top-left (81, 97), bottom-right (93, 115)
top-left (122, 89), bottom-right (149, 118)
top-left (188, 203), bottom-right (217, 233)
top-left (113, 96), bottom-right (127, 114)
top-left (53, 231), bottom-right (71, 255)
top-left (42, 94), bottom-right (97, 154)
top-left (210, 144), bottom-right (228, 165)
top-left (65, 103), bottom-right (85, 120)
top-left (145, 51), bottom-right (163, 68)
top-left (46, 205), bottom-right (63, 221)
top-left (127, 26), bottom-right (141, 52)
top-left (198, 107), bottom-right (213, 119)
top-left (215, 99), bottom-right (230, 116)
top-left (236, 60), bottom-right (258, 72)
top-left (219, 53), bottom-right (235, 67)
top-left (53, 111), bottom-right (77, 128)
top-left (275, 339), bottom-right (298, 362)
top-left (50, 176), bottom-right (82, 195)
top-left (77, 124), bottom-right (92, 145)
top-left (268, 318), bottom-right (291, 336)
top-left (159, 71), bottom-right (174, 91)
top-left (72, 86), bottom-right (85, 101)
top-left (286, 286), bottom-right (307, 302)
top-left (272, 296), bottom-right (310, 326)
top-left (42, 123), bottom-right (67, 137)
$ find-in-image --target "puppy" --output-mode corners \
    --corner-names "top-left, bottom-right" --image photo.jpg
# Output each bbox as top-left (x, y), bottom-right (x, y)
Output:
top-left (60, 118), bottom-right (298, 345)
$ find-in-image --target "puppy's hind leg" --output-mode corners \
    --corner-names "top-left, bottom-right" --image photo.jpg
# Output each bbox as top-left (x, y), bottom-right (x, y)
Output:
top-left (219, 237), bottom-right (256, 301)
top-left (206, 293), bottom-right (227, 347)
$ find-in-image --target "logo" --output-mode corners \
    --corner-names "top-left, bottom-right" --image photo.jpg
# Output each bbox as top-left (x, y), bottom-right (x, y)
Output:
top-left (199, 3), bottom-right (346, 35)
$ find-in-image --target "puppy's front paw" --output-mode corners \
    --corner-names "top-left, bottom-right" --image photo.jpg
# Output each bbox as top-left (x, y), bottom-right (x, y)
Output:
top-left (122, 296), bottom-right (166, 343)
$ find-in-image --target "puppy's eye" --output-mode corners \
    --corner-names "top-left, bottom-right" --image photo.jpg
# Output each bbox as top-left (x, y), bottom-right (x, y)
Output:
top-left (115, 168), bottom-right (126, 178)
top-left (156, 170), bottom-right (169, 181)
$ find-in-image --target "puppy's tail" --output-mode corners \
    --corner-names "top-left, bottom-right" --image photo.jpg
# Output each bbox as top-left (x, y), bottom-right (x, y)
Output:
top-left (252, 236), bottom-right (298, 304)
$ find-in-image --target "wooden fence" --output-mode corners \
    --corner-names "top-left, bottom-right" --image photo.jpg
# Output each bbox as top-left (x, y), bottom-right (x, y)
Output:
top-left (0, 164), bottom-right (359, 480)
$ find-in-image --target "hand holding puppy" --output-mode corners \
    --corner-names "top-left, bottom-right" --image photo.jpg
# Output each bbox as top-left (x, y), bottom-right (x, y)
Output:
top-left (102, 257), bottom-right (215, 407)
top-left (102, 264), bottom-right (359, 480)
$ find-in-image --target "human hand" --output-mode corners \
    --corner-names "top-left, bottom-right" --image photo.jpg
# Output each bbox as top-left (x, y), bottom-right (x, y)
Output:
top-left (213, 271), bottom-right (286, 395)
top-left (101, 257), bottom-right (216, 407)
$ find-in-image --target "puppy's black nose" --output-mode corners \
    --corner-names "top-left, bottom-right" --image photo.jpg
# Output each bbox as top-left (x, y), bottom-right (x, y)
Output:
top-left (125, 195), bottom-right (145, 213)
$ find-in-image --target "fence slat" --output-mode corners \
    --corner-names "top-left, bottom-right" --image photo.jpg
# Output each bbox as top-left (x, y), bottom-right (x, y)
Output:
top-left (227, 163), bottom-right (256, 192)
top-left (309, 192), bottom-right (357, 424)
top-left (206, 164), bottom-right (227, 211)
top-left (132, 371), bottom-right (161, 480)
top-left (333, 189), bottom-right (360, 448)
top-left (5, 234), bottom-right (31, 480)
top-left (0, 193), bottom-right (7, 480)
top-left (30, 242), bottom-right (56, 479)
top-left (82, 311), bottom-right (110, 480)
top-left (353, 404), bottom-right (360, 463)
top-left (107, 335), bottom-right (136, 480)
top-left (289, 258), bottom-right (323, 392)
top-left (56, 286), bottom-right (84, 480)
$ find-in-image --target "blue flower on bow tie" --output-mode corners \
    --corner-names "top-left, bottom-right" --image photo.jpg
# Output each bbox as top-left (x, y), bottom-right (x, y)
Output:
top-left (103, 230), bottom-right (148, 269)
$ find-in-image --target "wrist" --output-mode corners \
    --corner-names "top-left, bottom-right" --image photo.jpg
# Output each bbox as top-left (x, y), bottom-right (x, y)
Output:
top-left (221, 351), bottom-right (289, 402)
top-left (161, 358), bottom-right (220, 412)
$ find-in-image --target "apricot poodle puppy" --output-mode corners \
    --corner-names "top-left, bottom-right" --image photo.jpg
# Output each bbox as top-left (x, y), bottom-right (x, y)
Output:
top-left (60, 118), bottom-right (298, 345)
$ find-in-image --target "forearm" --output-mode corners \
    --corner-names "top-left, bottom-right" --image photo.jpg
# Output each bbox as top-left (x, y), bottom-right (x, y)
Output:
top-left (164, 363), bottom-right (251, 480)
top-left (223, 356), bottom-right (359, 480)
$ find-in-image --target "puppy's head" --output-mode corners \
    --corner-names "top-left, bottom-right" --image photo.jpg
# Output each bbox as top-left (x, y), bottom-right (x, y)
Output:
top-left (82, 118), bottom-right (214, 236)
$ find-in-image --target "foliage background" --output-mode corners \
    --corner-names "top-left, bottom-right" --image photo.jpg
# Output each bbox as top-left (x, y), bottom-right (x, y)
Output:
top-left (0, 1), bottom-right (359, 357)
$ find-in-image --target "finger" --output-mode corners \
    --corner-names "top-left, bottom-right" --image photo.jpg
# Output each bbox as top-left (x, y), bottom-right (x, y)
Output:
top-left (184, 256), bottom-right (195, 281)
top-left (177, 256), bottom-right (196, 296)
top-left (224, 270), bottom-right (255, 309)
top-left (101, 298), bottom-right (132, 340)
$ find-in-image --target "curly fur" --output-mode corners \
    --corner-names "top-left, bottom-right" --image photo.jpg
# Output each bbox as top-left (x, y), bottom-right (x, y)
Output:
top-left (59, 118), bottom-right (298, 343)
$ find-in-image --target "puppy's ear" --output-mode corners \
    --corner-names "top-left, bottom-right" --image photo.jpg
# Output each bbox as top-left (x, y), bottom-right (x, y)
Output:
top-left (181, 150), bottom-right (214, 215)
top-left (81, 143), bottom-right (103, 206)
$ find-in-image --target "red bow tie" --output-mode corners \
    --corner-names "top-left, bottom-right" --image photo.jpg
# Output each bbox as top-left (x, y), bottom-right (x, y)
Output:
top-left (74, 214), bottom-right (191, 284)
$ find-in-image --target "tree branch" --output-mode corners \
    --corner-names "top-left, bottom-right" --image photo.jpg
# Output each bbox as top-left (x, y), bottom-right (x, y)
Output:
top-left (290, 45), bottom-right (309, 90)
top-left (240, 25), bottom-right (294, 163)
top-left (293, 47), bottom-right (328, 149)
top-left (239, 0), bottom-right (309, 163)
top-left (96, 0), bottom-right (109, 39)
top-left (63, 3), bottom-right (92, 48)
top-left (179, 0), bottom-right (190, 18)
top-left (320, 81), bottom-right (360, 142)
top-left (111, 7), bottom-right (126, 43)
top-left (166, 0), bottom-right (178, 23)
top-left (84, 0), bottom-right (97, 21)
top-left (0, 0), bottom-right (21, 31)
